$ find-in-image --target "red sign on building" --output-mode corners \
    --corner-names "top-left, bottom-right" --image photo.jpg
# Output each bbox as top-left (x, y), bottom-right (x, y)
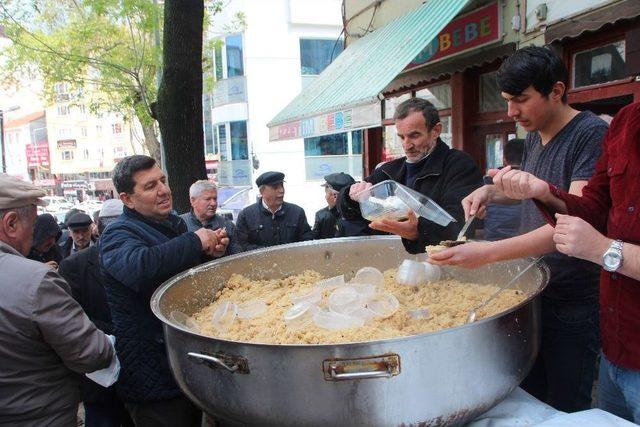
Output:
top-left (406, 2), bottom-right (501, 69)
top-left (25, 143), bottom-right (51, 168)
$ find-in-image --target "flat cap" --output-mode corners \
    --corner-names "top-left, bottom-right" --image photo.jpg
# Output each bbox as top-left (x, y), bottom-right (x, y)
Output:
top-left (67, 212), bottom-right (93, 229)
top-left (256, 171), bottom-right (285, 187)
top-left (0, 174), bottom-right (47, 209)
top-left (322, 172), bottom-right (356, 192)
top-left (99, 199), bottom-right (124, 218)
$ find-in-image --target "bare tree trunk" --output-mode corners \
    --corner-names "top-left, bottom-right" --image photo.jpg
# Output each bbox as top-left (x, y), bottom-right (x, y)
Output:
top-left (141, 123), bottom-right (161, 163)
top-left (156, 0), bottom-right (206, 214)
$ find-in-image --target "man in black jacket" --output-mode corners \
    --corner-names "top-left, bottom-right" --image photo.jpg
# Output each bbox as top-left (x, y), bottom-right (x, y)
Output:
top-left (60, 212), bottom-right (96, 259)
top-left (58, 199), bottom-right (132, 427)
top-left (313, 172), bottom-right (355, 239)
top-left (27, 213), bottom-right (63, 269)
top-left (236, 171), bottom-right (314, 251)
top-left (338, 98), bottom-right (483, 254)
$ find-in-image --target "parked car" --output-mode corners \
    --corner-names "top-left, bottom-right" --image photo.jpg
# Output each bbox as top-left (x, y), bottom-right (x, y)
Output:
top-left (42, 196), bottom-right (74, 213)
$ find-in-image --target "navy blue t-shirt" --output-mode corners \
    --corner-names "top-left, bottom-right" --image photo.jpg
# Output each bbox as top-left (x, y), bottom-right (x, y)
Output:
top-left (519, 110), bottom-right (608, 301)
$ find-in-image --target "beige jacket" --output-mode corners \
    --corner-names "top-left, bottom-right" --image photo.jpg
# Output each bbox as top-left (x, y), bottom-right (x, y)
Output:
top-left (0, 241), bottom-right (114, 426)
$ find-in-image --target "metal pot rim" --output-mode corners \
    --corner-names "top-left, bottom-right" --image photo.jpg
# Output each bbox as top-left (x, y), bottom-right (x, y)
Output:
top-left (151, 236), bottom-right (550, 349)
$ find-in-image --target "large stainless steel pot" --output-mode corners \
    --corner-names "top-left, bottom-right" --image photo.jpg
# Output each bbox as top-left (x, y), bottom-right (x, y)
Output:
top-left (151, 236), bottom-right (549, 426)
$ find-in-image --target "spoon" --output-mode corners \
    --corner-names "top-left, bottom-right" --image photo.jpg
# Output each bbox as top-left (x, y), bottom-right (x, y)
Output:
top-left (466, 256), bottom-right (543, 323)
top-left (438, 214), bottom-right (476, 248)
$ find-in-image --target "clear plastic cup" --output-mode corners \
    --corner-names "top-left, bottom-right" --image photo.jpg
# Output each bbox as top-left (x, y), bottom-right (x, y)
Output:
top-left (422, 262), bottom-right (442, 282)
top-left (314, 275), bottom-right (346, 292)
top-left (283, 303), bottom-right (316, 331)
top-left (350, 306), bottom-right (376, 322)
top-left (349, 283), bottom-right (380, 298)
top-left (237, 299), bottom-right (267, 319)
top-left (312, 309), bottom-right (365, 330)
top-left (211, 301), bottom-right (238, 331)
top-left (408, 308), bottom-right (430, 320)
top-left (170, 310), bottom-right (201, 333)
top-left (357, 180), bottom-right (456, 226)
top-left (353, 267), bottom-right (385, 288)
top-left (367, 293), bottom-right (400, 318)
top-left (396, 259), bottom-right (428, 286)
top-left (291, 288), bottom-right (322, 306)
top-left (328, 286), bottom-right (362, 315)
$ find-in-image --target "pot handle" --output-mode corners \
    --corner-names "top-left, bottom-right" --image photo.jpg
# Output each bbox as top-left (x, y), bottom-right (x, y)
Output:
top-left (187, 351), bottom-right (250, 374)
top-left (323, 354), bottom-right (400, 381)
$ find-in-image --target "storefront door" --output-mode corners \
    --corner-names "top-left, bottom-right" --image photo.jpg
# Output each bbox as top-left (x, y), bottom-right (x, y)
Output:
top-left (471, 123), bottom-right (517, 172)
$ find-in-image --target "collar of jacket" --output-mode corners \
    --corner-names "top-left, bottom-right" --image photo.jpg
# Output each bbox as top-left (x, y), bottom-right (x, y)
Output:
top-left (0, 240), bottom-right (23, 257)
top-left (123, 206), bottom-right (185, 237)
top-left (380, 138), bottom-right (449, 183)
top-left (259, 199), bottom-right (286, 217)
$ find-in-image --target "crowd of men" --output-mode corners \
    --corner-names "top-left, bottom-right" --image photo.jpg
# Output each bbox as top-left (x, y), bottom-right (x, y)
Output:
top-left (1, 45), bottom-right (639, 426)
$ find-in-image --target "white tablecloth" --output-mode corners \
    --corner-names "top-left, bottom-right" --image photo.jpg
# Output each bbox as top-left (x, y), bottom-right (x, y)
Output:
top-left (469, 388), bottom-right (636, 426)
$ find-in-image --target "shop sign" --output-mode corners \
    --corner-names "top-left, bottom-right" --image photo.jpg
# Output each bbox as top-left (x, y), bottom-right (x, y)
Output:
top-left (33, 179), bottom-right (56, 187)
top-left (25, 143), bottom-right (51, 168)
top-left (57, 139), bottom-right (77, 149)
top-left (61, 180), bottom-right (88, 189)
top-left (270, 102), bottom-right (381, 141)
top-left (407, 2), bottom-right (501, 69)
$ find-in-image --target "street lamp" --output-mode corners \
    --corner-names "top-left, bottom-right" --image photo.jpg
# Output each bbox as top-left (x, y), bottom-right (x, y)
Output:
top-left (0, 105), bottom-right (20, 174)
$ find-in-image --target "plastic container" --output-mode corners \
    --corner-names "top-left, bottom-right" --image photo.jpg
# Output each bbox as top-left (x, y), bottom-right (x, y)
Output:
top-left (396, 259), bottom-right (428, 286)
top-left (312, 309), bottom-right (365, 330)
top-left (237, 299), bottom-right (267, 319)
top-left (357, 180), bottom-right (456, 226)
top-left (283, 303), bottom-right (316, 331)
top-left (349, 283), bottom-right (380, 298)
top-left (408, 308), bottom-right (430, 320)
top-left (291, 288), bottom-right (322, 306)
top-left (314, 275), bottom-right (346, 292)
top-left (367, 293), bottom-right (400, 318)
top-left (170, 310), bottom-right (201, 332)
top-left (328, 286), bottom-right (362, 315)
top-left (211, 301), bottom-right (238, 331)
top-left (353, 267), bottom-right (385, 288)
top-left (422, 263), bottom-right (442, 282)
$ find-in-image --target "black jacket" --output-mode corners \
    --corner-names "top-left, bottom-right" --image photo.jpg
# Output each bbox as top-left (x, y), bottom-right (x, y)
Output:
top-left (180, 210), bottom-right (242, 255)
top-left (338, 139), bottom-right (483, 253)
top-left (236, 200), bottom-right (313, 251)
top-left (58, 246), bottom-right (118, 404)
top-left (312, 206), bottom-right (339, 239)
top-left (27, 214), bottom-right (63, 264)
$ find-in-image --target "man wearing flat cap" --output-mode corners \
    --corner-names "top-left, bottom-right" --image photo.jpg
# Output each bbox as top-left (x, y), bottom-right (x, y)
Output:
top-left (313, 172), bottom-right (355, 239)
top-left (236, 171), bottom-right (313, 251)
top-left (60, 212), bottom-right (96, 258)
top-left (0, 174), bottom-right (115, 426)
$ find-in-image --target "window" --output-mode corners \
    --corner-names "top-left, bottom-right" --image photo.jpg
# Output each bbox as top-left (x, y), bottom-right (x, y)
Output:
top-left (217, 124), bottom-right (228, 161)
top-left (479, 71), bottom-right (505, 112)
top-left (96, 125), bottom-right (103, 136)
top-left (83, 148), bottom-right (90, 159)
top-left (58, 128), bottom-right (72, 138)
top-left (214, 44), bottom-right (224, 81)
top-left (81, 127), bottom-right (88, 137)
top-left (78, 105), bottom-right (87, 115)
top-left (97, 148), bottom-right (104, 158)
top-left (416, 83), bottom-right (452, 110)
top-left (303, 131), bottom-right (362, 180)
top-left (225, 34), bottom-right (244, 77)
top-left (230, 121), bottom-right (248, 160)
top-left (112, 123), bottom-right (122, 134)
top-left (300, 39), bottom-right (343, 75)
top-left (351, 130), bottom-right (363, 154)
top-left (61, 150), bottom-right (74, 161)
top-left (573, 40), bottom-right (627, 88)
top-left (485, 134), bottom-right (504, 170)
top-left (304, 133), bottom-right (348, 156)
top-left (113, 146), bottom-right (128, 158)
top-left (57, 105), bottom-right (70, 116)
top-left (203, 94), bottom-right (217, 155)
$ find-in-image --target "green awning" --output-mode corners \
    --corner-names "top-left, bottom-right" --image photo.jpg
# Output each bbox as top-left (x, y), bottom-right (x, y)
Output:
top-left (267, 0), bottom-right (469, 141)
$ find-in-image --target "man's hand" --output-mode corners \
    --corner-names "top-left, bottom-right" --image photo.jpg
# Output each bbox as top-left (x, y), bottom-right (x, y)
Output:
top-left (462, 186), bottom-right (495, 220)
top-left (428, 241), bottom-right (496, 269)
top-left (45, 260), bottom-right (58, 270)
top-left (553, 214), bottom-right (610, 263)
top-left (349, 182), bottom-right (372, 202)
top-left (369, 210), bottom-right (419, 241)
top-left (489, 166), bottom-right (549, 201)
top-left (194, 228), bottom-right (219, 257)
top-left (212, 228), bottom-right (230, 257)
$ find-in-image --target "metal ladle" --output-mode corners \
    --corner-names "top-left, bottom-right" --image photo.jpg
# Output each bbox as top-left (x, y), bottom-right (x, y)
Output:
top-left (466, 256), bottom-right (543, 323)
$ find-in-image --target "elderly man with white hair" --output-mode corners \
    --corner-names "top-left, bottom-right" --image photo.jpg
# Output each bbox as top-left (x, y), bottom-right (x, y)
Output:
top-left (0, 174), bottom-right (115, 426)
top-left (181, 180), bottom-right (242, 256)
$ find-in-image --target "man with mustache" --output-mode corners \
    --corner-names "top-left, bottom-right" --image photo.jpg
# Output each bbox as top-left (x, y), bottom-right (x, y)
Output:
top-left (337, 97), bottom-right (482, 254)
top-left (60, 212), bottom-right (95, 258)
top-left (99, 155), bottom-right (227, 426)
top-left (181, 180), bottom-right (241, 256)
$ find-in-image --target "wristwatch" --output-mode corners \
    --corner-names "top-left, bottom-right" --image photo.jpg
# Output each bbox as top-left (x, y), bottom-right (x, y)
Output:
top-left (602, 239), bottom-right (624, 272)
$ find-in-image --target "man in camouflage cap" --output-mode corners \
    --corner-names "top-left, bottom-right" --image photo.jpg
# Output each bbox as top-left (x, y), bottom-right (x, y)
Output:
top-left (0, 174), bottom-right (115, 426)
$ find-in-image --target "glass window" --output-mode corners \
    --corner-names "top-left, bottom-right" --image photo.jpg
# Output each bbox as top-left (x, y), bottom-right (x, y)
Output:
top-left (299, 39), bottom-right (343, 76)
top-left (573, 40), bottom-right (627, 88)
top-left (57, 105), bottom-right (69, 116)
top-left (214, 44), bottom-right (224, 81)
top-left (351, 130), bottom-right (363, 154)
top-left (111, 123), bottom-right (122, 134)
top-left (479, 71), bottom-right (505, 113)
top-left (61, 150), bottom-right (74, 161)
top-left (416, 83), bottom-right (451, 110)
top-left (229, 120), bottom-right (248, 160)
top-left (439, 116), bottom-right (452, 147)
top-left (217, 124), bottom-right (228, 161)
top-left (96, 125), bottom-right (102, 136)
top-left (304, 133), bottom-right (348, 156)
top-left (203, 95), bottom-right (216, 155)
top-left (384, 92), bottom-right (412, 120)
top-left (485, 134), bottom-right (504, 171)
top-left (226, 35), bottom-right (244, 77)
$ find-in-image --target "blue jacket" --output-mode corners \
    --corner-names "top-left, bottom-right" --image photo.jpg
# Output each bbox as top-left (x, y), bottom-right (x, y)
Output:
top-left (99, 207), bottom-right (202, 403)
top-left (483, 202), bottom-right (522, 241)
